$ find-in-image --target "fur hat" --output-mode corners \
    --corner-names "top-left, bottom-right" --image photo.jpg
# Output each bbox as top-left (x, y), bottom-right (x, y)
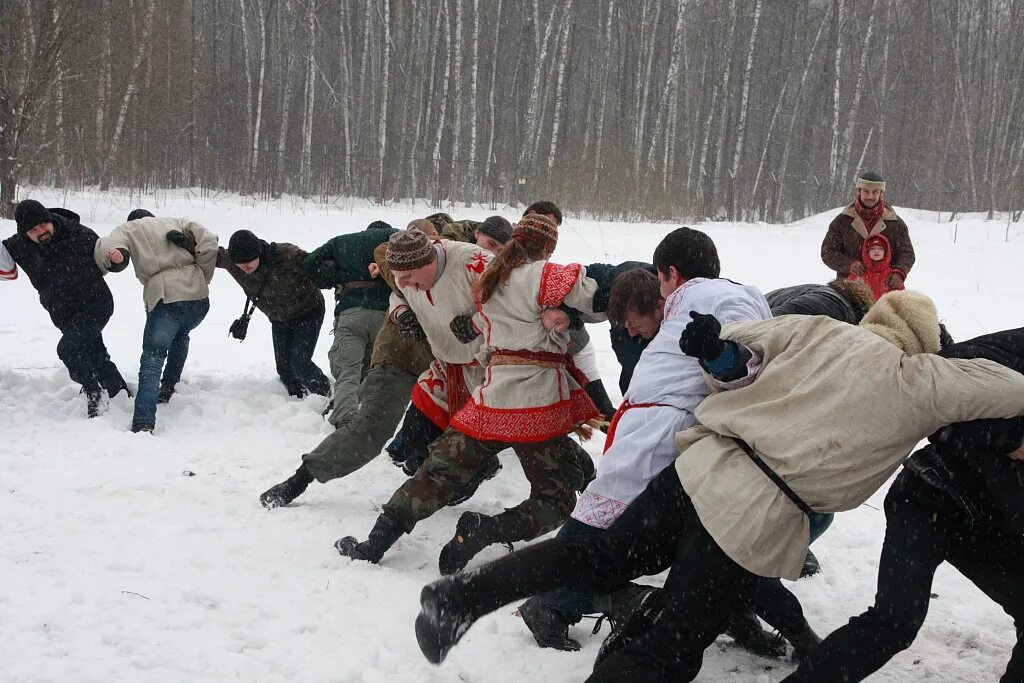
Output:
top-left (855, 171), bottom-right (886, 192)
top-left (127, 209), bottom-right (155, 221)
top-left (14, 199), bottom-right (55, 236)
top-left (827, 278), bottom-right (875, 322)
top-left (477, 215), bottom-right (513, 245)
top-left (228, 229), bottom-right (266, 263)
top-left (512, 214), bottom-right (558, 250)
top-left (860, 290), bottom-right (941, 355)
top-left (386, 229), bottom-right (436, 271)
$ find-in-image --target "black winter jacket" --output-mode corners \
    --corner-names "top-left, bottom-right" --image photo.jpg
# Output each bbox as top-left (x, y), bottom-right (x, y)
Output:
top-left (2, 208), bottom-right (114, 330)
top-left (766, 280), bottom-right (874, 324)
top-left (905, 327), bottom-right (1024, 536)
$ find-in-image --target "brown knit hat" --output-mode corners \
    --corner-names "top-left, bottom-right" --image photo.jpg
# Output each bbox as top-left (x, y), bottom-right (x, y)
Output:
top-left (513, 214), bottom-right (558, 250)
top-left (386, 229), bottom-right (437, 271)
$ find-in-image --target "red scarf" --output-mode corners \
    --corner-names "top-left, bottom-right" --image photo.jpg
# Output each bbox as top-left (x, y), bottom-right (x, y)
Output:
top-left (854, 198), bottom-right (886, 232)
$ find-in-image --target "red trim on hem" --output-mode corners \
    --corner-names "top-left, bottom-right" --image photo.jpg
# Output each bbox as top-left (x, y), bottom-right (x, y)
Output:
top-left (451, 390), bottom-right (598, 443)
top-left (411, 383), bottom-right (450, 430)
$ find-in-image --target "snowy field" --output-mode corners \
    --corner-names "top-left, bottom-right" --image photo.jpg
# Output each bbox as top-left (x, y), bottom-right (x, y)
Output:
top-left (2, 187), bottom-right (1022, 682)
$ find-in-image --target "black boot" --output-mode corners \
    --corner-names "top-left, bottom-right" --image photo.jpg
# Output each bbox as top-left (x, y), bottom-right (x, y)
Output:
top-left (108, 379), bottom-right (133, 399)
top-left (725, 607), bottom-right (788, 658)
top-left (157, 381), bottom-right (175, 404)
top-left (800, 549), bottom-right (821, 578)
top-left (260, 464), bottom-right (315, 509)
top-left (518, 596), bottom-right (581, 651)
top-left (446, 456), bottom-right (502, 506)
top-left (592, 583), bottom-right (658, 627)
top-left (85, 387), bottom-right (104, 418)
top-left (416, 577), bottom-right (476, 664)
top-left (335, 513), bottom-right (404, 564)
top-left (784, 620), bottom-right (822, 663)
top-left (594, 587), bottom-right (665, 669)
top-left (438, 509), bottom-right (532, 575)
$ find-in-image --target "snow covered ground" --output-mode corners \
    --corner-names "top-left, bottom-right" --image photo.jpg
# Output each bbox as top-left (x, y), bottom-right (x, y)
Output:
top-left (1, 187), bottom-right (1021, 682)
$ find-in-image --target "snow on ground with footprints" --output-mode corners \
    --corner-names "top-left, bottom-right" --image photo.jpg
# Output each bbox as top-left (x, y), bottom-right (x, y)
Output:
top-left (1, 187), bottom-right (1021, 682)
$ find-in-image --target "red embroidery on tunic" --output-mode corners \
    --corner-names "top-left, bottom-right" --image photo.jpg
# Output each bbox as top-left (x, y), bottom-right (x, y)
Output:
top-left (466, 252), bottom-right (488, 274)
top-left (422, 369), bottom-right (445, 393)
top-left (538, 262), bottom-right (582, 308)
top-left (451, 390), bottom-right (598, 443)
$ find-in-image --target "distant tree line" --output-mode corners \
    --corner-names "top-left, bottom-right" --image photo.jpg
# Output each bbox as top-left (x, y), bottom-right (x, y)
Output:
top-left (3, 0), bottom-right (1023, 222)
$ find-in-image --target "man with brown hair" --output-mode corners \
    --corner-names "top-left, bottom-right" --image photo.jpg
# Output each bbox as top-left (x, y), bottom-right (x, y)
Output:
top-left (821, 171), bottom-right (915, 288)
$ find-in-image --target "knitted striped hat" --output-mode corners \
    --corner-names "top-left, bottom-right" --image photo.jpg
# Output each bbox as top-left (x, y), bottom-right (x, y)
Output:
top-left (512, 214), bottom-right (558, 250)
top-left (386, 229), bottom-right (436, 271)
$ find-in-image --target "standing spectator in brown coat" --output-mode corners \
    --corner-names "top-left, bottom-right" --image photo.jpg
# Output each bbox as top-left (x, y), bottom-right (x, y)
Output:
top-left (821, 171), bottom-right (915, 290)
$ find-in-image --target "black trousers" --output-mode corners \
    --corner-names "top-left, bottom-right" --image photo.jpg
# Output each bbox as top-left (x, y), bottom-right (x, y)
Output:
top-left (55, 301), bottom-right (125, 394)
top-left (271, 306), bottom-right (331, 397)
top-left (786, 470), bottom-right (1024, 682)
top-left (457, 466), bottom-right (809, 682)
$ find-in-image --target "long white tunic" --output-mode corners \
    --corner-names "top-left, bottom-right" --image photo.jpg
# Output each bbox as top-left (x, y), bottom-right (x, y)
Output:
top-left (572, 277), bottom-right (772, 528)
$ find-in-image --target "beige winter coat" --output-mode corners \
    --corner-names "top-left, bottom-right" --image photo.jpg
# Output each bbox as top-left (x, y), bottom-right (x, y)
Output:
top-left (674, 314), bottom-right (1024, 580)
top-left (95, 216), bottom-right (218, 311)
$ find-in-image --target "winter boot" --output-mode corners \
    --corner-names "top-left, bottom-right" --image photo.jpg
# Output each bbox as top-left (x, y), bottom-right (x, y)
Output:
top-left (157, 381), bottom-right (176, 404)
top-left (592, 583), bottom-right (659, 627)
top-left (799, 549), bottom-right (821, 578)
top-left (109, 380), bottom-right (133, 399)
top-left (335, 513), bottom-right (404, 564)
top-left (446, 455), bottom-right (502, 506)
top-left (84, 388), bottom-right (104, 418)
top-left (416, 577), bottom-right (476, 664)
top-left (518, 596), bottom-right (581, 651)
top-left (260, 464), bottom-right (315, 509)
top-left (438, 509), bottom-right (532, 575)
top-left (725, 607), bottom-right (788, 658)
top-left (784, 620), bottom-right (823, 663)
top-left (594, 587), bottom-right (665, 669)
top-left (131, 422), bottom-right (154, 434)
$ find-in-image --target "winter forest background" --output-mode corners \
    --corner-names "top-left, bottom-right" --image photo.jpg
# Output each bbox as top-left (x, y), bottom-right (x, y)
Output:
top-left (2, 0), bottom-right (1023, 223)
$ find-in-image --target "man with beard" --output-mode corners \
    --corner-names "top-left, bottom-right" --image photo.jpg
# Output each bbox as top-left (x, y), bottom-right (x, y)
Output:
top-left (3, 199), bottom-right (130, 416)
top-left (821, 171), bottom-right (915, 290)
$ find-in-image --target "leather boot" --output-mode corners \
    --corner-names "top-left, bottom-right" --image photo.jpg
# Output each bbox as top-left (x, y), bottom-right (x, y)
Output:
top-left (518, 596), bottom-right (581, 651)
top-left (438, 510), bottom-right (532, 575)
top-left (259, 464), bottom-right (315, 509)
top-left (335, 513), bottom-right (404, 564)
top-left (725, 607), bottom-right (788, 658)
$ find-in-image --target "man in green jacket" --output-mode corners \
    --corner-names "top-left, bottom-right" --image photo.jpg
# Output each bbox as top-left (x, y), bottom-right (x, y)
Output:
top-left (303, 221), bottom-right (397, 428)
top-left (217, 230), bottom-right (331, 399)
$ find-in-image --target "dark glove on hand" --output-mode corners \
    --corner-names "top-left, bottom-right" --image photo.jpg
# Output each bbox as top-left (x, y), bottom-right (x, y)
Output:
top-left (166, 229), bottom-right (198, 258)
top-left (450, 315), bottom-right (480, 343)
top-left (678, 311), bottom-right (726, 362)
top-left (397, 310), bottom-right (428, 341)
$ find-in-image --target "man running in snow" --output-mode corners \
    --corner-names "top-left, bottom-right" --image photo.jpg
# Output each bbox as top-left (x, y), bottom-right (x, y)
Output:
top-left (4, 199), bottom-right (130, 416)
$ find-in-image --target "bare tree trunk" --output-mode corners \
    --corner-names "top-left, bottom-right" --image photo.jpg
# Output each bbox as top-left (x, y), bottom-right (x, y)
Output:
top-left (101, 0), bottom-right (156, 190)
top-left (727, 0), bottom-right (762, 218)
top-left (877, 0), bottom-right (891, 171)
top-left (413, 0), bottom-right (446, 200)
top-left (645, 0), bottom-right (687, 176)
top-left (239, 0), bottom-right (254, 156)
top-left (468, 0), bottom-right (479, 190)
top-left (952, 3), bottom-right (979, 206)
top-left (299, 0), bottom-right (318, 196)
top-left (592, 0), bottom-right (616, 184)
top-left (838, 0), bottom-right (877, 188)
top-left (518, 0), bottom-right (557, 173)
top-left (451, 0), bottom-right (463, 194)
top-left (377, 0), bottom-right (390, 201)
top-left (633, 0), bottom-right (662, 177)
top-left (547, 0), bottom-right (573, 170)
top-left (275, 0), bottom-right (297, 195)
top-left (827, 0), bottom-right (845, 190)
top-left (250, 0), bottom-right (268, 188)
top-left (483, 0), bottom-right (502, 184)
top-left (432, 0), bottom-right (451, 200)
top-left (337, 0), bottom-right (354, 190)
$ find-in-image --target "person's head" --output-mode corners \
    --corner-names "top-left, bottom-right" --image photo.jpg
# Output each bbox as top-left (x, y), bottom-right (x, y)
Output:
top-left (425, 212), bottom-right (454, 234)
top-left (365, 220), bottom-right (393, 231)
top-left (474, 215), bottom-right (513, 254)
top-left (228, 229), bottom-right (266, 274)
top-left (864, 235), bottom-right (888, 263)
top-left (859, 290), bottom-right (942, 355)
top-left (408, 218), bottom-right (439, 237)
top-left (476, 214), bottom-right (558, 303)
top-left (127, 208), bottom-right (155, 221)
top-left (856, 171), bottom-right (886, 208)
top-left (608, 269), bottom-right (664, 340)
top-left (387, 229), bottom-right (439, 290)
top-left (14, 199), bottom-right (56, 243)
top-left (652, 227), bottom-right (721, 298)
top-left (523, 200), bottom-right (563, 227)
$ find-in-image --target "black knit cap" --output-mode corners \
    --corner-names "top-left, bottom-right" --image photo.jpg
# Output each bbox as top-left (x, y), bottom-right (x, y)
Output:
top-left (127, 209), bottom-right (155, 221)
top-left (477, 215), bottom-right (513, 245)
top-left (365, 220), bottom-right (393, 231)
top-left (228, 229), bottom-right (266, 263)
top-left (14, 199), bottom-right (55, 236)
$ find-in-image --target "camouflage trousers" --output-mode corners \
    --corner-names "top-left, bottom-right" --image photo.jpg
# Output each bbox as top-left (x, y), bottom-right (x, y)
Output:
top-left (382, 428), bottom-right (584, 537)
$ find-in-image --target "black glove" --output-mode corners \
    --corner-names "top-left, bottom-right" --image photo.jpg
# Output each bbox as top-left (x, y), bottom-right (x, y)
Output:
top-left (450, 314), bottom-right (480, 343)
top-left (167, 229), bottom-right (198, 258)
top-left (396, 310), bottom-right (427, 341)
top-left (229, 314), bottom-right (251, 341)
top-left (678, 311), bottom-right (725, 362)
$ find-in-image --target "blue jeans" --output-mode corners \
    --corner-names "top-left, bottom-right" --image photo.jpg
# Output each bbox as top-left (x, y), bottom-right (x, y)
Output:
top-left (134, 299), bottom-right (210, 428)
